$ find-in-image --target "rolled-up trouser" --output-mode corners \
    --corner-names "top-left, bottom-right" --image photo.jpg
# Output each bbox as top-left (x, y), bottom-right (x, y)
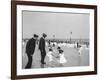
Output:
top-left (25, 53), bottom-right (32, 69)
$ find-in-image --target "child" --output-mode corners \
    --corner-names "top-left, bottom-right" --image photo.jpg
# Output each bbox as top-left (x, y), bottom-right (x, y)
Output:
top-left (57, 47), bottom-right (67, 67)
top-left (46, 48), bottom-right (55, 67)
top-left (47, 48), bottom-right (53, 62)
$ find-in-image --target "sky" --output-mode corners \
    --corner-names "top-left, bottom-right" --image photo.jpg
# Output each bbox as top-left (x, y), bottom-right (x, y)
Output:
top-left (22, 11), bottom-right (89, 39)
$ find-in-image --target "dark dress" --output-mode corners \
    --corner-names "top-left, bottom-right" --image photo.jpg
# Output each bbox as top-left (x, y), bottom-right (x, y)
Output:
top-left (25, 38), bottom-right (36, 68)
top-left (39, 37), bottom-right (46, 64)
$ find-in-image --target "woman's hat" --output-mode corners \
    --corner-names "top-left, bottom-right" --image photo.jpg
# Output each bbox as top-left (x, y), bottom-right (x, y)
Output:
top-left (57, 46), bottom-right (61, 49)
top-left (59, 49), bottom-right (63, 53)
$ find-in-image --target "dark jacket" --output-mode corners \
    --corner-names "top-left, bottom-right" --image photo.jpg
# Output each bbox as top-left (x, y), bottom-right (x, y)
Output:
top-left (26, 38), bottom-right (36, 55)
top-left (39, 37), bottom-right (45, 50)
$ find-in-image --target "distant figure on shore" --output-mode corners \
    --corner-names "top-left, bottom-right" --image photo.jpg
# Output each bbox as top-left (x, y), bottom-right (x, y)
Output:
top-left (78, 46), bottom-right (84, 56)
top-left (39, 33), bottom-right (47, 64)
top-left (77, 42), bottom-right (79, 48)
top-left (25, 34), bottom-right (38, 69)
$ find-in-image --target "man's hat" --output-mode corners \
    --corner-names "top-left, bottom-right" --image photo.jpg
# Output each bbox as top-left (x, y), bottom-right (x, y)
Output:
top-left (43, 33), bottom-right (47, 37)
top-left (33, 34), bottom-right (38, 37)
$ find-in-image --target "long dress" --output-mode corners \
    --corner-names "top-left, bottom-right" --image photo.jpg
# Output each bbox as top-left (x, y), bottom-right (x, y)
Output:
top-left (59, 53), bottom-right (67, 64)
top-left (78, 46), bottom-right (84, 55)
top-left (47, 51), bottom-right (53, 62)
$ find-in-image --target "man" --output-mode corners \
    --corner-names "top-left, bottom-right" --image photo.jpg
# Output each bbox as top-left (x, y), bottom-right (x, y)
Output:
top-left (25, 34), bottom-right (38, 69)
top-left (39, 33), bottom-right (47, 64)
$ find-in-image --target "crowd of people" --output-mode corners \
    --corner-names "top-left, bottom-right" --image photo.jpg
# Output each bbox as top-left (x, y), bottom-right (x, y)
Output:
top-left (24, 33), bottom-right (89, 69)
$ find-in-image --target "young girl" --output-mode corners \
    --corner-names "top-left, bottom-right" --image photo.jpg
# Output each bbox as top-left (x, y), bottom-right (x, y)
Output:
top-left (57, 47), bottom-right (67, 67)
top-left (47, 48), bottom-right (56, 67)
top-left (47, 48), bottom-right (53, 62)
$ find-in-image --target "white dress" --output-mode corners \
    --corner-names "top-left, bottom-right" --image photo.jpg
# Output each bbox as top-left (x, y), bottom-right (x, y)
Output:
top-left (59, 53), bottom-right (67, 64)
top-left (78, 46), bottom-right (84, 55)
top-left (47, 51), bottom-right (53, 62)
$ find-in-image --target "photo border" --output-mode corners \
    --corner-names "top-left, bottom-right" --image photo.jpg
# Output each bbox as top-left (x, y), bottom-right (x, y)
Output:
top-left (11, 0), bottom-right (97, 80)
